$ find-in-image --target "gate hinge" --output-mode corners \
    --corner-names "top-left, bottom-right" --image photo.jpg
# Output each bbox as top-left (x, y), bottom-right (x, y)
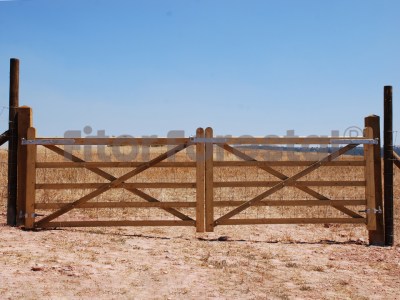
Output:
top-left (358, 206), bottom-right (382, 214)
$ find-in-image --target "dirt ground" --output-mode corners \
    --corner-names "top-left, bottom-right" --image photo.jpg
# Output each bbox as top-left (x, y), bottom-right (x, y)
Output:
top-left (1, 212), bottom-right (399, 300)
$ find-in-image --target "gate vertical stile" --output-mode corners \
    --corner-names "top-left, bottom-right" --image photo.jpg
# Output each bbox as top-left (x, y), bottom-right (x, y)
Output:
top-left (17, 106), bottom-right (33, 226)
top-left (25, 127), bottom-right (37, 229)
top-left (196, 128), bottom-right (205, 232)
top-left (364, 127), bottom-right (377, 232)
top-left (205, 127), bottom-right (214, 232)
top-left (364, 115), bottom-right (385, 245)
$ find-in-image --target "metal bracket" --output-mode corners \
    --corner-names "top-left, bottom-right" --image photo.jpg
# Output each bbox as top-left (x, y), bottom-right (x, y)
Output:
top-left (358, 206), bottom-right (382, 214)
top-left (22, 138), bottom-right (76, 145)
top-left (330, 138), bottom-right (378, 145)
top-left (190, 137), bottom-right (228, 143)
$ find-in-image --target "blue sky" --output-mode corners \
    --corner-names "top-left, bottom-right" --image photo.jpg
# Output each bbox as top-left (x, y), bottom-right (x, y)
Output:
top-left (0, 0), bottom-right (399, 139)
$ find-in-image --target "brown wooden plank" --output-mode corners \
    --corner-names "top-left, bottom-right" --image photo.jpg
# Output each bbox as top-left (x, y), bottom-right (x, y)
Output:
top-left (215, 144), bottom-right (358, 224)
top-left (35, 201), bottom-right (196, 209)
top-left (36, 182), bottom-right (196, 189)
top-left (213, 181), bottom-right (365, 188)
top-left (196, 128), bottom-right (205, 232)
top-left (38, 220), bottom-right (196, 228)
top-left (393, 151), bottom-right (400, 170)
top-left (220, 144), bottom-right (364, 218)
top-left (212, 200), bottom-right (366, 207)
top-left (25, 127), bottom-right (36, 229)
top-left (217, 218), bottom-right (367, 225)
top-left (213, 161), bottom-right (365, 167)
top-left (44, 145), bottom-right (194, 221)
top-left (205, 127), bottom-right (214, 232)
top-left (36, 161), bottom-right (197, 168)
top-left (0, 130), bottom-right (9, 146)
top-left (35, 160), bottom-right (364, 168)
top-left (35, 142), bottom-right (191, 226)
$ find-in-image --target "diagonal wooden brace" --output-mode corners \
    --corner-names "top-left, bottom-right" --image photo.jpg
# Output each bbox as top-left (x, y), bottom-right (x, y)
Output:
top-left (36, 143), bottom-right (192, 227)
top-left (219, 144), bottom-right (363, 218)
top-left (43, 145), bottom-right (193, 221)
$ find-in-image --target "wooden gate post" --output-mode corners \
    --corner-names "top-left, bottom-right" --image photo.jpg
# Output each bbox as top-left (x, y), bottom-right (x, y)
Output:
top-left (196, 128), bottom-right (205, 232)
top-left (7, 58), bottom-right (20, 226)
top-left (25, 127), bottom-right (37, 229)
top-left (383, 86), bottom-right (394, 246)
top-left (205, 127), bottom-right (214, 232)
top-left (365, 115), bottom-right (385, 245)
top-left (17, 106), bottom-right (33, 226)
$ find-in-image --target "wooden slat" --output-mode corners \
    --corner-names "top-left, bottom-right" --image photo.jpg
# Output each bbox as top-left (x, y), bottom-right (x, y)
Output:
top-left (205, 127), bottom-right (214, 232)
top-left (213, 200), bottom-right (366, 207)
top-left (35, 200), bottom-right (365, 209)
top-left (0, 130), bottom-right (9, 146)
top-left (35, 160), bottom-right (364, 168)
top-left (35, 137), bottom-right (190, 145)
top-left (213, 160), bottom-right (365, 167)
top-left (213, 181), bottom-right (365, 188)
top-left (393, 151), bottom-right (400, 170)
top-left (36, 161), bottom-right (197, 168)
top-left (217, 218), bottom-right (367, 225)
top-left (35, 201), bottom-right (197, 209)
top-left (220, 144), bottom-right (364, 219)
top-left (44, 145), bottom-right (194, 221)
top-left (25, 127), bottom-right (36, 229)
top-left (36, 182), bottom-right (196, 189)
top-left (37, 220), bottom-right (196, 228)
top-left (35, 143), bottom-right (191, 226)
top-left (215, 144), bottom-right (358, 225)
top-left (196, 128), bottom-right (205, 232)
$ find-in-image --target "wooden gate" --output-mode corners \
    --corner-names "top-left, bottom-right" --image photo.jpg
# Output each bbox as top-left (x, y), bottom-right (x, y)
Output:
top-left (200, 120), bottom-right (384, 245)
top-left (18, 107), bottom-right (207, 232)
top-left (16, 107), bottom-right (385, 244)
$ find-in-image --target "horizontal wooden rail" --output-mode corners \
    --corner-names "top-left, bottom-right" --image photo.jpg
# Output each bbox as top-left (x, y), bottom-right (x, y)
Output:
top-left (36, 182), bottom-right (196, 189)
top-left (36, 161), bottom-right (197, 168)
top-left (35, 160), bottom-right (365, 168)
top-left (35, 201), bottom-right (197, 209)
top-left (214, 200), bottom-right (366, 206)
top-left (217, 218), bottom-right (367, 225)
top-left (37, 220), bottom-right (196, 228)
top-left (35, 181), bottom-right (365, 190)
top-left (213, 161), bottom-right (365, 167)
top-left (213, 181), bottom-right (365, 188)
top-left (35, 199), bottom-right (365, 210)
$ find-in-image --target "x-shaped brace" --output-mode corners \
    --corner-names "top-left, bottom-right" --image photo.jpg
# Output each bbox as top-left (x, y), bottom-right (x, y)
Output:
top-left (215, 143), bottom-right (363, 224)
top-left (36, 142), bottom-right (193, 227)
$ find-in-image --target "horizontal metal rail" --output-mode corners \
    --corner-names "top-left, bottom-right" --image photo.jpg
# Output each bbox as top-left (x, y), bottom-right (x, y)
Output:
top-left (22, 137), bottom-right (378, 145)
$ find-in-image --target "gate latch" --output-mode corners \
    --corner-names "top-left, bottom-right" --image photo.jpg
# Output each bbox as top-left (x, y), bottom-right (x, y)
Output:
top-left (358, 206), bottom-right (382, 214)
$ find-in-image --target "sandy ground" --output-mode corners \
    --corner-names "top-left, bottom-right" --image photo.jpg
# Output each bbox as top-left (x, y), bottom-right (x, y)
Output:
top-left (1, 213), bottom-right (399, 300)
